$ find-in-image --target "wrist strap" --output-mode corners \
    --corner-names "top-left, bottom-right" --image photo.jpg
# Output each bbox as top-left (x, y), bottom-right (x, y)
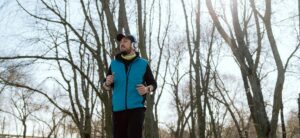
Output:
top-left (147, 86), bottom-right (152, 93)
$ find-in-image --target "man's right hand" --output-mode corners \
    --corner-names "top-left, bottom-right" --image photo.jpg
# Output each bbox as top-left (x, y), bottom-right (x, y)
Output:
top-left (105, 74), bottom-right (114, 86)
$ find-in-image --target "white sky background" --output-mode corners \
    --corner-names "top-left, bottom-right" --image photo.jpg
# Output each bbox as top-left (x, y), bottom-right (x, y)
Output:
top-left (0, 0), bottom-right (300, 135)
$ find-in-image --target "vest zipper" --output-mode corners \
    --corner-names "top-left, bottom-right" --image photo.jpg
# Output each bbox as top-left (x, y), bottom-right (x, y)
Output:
top-left (125, 65), bottom-right (132, 110)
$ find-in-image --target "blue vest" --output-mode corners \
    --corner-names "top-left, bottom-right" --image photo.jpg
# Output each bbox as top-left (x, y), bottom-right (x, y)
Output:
top-left (110, 57), bottom-right (148, 112)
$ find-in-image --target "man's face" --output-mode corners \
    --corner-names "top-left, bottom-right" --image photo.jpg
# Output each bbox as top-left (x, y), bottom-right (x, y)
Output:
top-left (119, 37), bottom-right (132, 53)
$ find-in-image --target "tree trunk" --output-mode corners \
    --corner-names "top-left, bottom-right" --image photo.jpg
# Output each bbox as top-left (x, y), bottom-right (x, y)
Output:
top-left (136, 0), bottom-right (147, 59)
top-left (101, 0), bottom-right (118, 54)
top-left (189, 63), bottom-right (196, 138)
top-left (194, 1), bottom-right (205, 138)
top-left (1, 117), bottom-right (5, 134)
top-left (118, 0), bottom-right (130, 34)
top-left (104, 97), bottom-right (113, 138)
top-left (298, 0), bottom-right (300, 32)
top-left (264, 1), bottom-right (285, 137)
top-left (144, 95), bottom-right (159, 138)
top-left (280, 104), bottom-right (286, 138)
top-left (22, 120), bottom-right (26, 138)
top-left (80, 132), bottom-right (91, 138)
top-left (298, 94), bottom-right (300, 136)
top-left (84, 107), bottom-right (92, 138)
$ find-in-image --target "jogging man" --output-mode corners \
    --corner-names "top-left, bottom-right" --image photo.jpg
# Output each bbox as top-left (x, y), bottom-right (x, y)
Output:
top-left (103, 33), bottom-right (157, 138)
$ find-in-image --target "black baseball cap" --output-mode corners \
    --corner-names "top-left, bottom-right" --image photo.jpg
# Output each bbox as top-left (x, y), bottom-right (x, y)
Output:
top-left (116, 33), bottom-right (136, 43)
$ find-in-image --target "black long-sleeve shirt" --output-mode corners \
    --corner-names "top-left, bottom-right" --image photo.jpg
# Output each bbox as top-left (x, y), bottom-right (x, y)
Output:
top-left (104, 53), bottom-right (157, 91)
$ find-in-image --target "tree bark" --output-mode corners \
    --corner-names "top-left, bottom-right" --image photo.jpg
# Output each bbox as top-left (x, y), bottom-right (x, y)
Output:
top-left (189, 60), bottom-right (196, 138)
top-left (299, 0), bottom-right (300, 33)
top-left (298, 93), bottom-right (300, 136)
top-left (136, 0), bottom-right (147, 59)
top-left (264, 1), bottom-right (285, 137)
top-left (22, 119), bottom-right (26, 138)
top-left (280, 104), bottom-right (286, 138)
top-left (101, 0), bottom-right (118, 54)
top-left (118, 0), bottom-right (130, 34)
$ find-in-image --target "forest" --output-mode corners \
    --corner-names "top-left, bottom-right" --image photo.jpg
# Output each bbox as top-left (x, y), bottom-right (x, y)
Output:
top-left (0, 0), bottom-right (300, 138)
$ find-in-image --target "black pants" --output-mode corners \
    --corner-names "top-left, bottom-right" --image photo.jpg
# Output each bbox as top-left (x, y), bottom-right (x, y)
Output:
top-left (113, 108), bottom-right (145, 138)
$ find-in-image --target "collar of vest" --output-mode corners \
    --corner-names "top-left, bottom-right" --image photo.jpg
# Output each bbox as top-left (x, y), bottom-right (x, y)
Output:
top-left (115, 52), bottom-right (140, 61)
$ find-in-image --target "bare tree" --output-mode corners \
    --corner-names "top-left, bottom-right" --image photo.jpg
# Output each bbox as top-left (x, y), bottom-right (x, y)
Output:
top-left (0, 88), bottom-right (43, 138)
top-left (180, 0), bottom-right (205, 137)
top-left (143, 0), bottom-right (172, 137)
top-left (298, 94), bottom-right (300, 137)
top-left (0, 0), bottom-right (174, 137)
top-left (0, 0), bottom-right (112, 137)
top-left (0, 63), bottom-right (43, 137)
top-left (32, 108), bottom-right (67, 138)
top-left (206, 0), bottom-right (300, 137)
top-left (0, 117), bottom-right (6, 135)
top-left (298, 0), bottom-right (300, 136)
top-left (166, 39), bottom-right (190, 138)
top-left (285, 110), bottom-right (300, 138)
top-left (180, 0), bottom-right (222, 137)
top-left (212, 73), bottom-right (247, 138)
top-left (299, 0), bottom-right (300, 32)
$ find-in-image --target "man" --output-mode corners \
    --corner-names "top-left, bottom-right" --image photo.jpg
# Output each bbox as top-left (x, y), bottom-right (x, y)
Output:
top-left (103, 33), bottom-right (157, 138)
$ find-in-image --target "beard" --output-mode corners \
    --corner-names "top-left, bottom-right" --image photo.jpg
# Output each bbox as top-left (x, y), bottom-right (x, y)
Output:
top-left (120, 47), bottom-right (132, 56)
top-left (120, 51), bottom-right (129, 55)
